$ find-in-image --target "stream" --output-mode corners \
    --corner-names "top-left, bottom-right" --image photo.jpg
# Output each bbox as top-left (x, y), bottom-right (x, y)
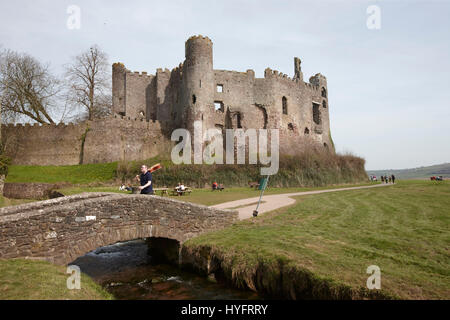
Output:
top-left (70, 239), bottom-right (260, 300)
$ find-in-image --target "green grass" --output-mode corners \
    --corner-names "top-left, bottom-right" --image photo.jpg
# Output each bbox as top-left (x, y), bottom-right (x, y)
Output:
top-left (184, 180), bottom-right (450, 299)
top-left (0, 195), bottom-right (34, 208)
top-left (174, 182), bottom-right (377, 206)
top-left (0, 259), bottom-right (113, 300)
top-left (56, 182), bottom-right (379, 206)
top-left (6, 162), bottom-right (117, 184)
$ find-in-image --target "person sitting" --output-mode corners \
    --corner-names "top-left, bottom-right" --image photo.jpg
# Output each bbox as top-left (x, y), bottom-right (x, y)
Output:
top-left (212, 182), bottom-right (218, 191)
top-left (119, 184), bottom-right (133, 192)
top-left (175, 182), bottom-right (186, 196)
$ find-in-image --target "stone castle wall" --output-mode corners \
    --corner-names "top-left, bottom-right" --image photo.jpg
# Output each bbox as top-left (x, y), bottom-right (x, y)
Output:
top-left (1, 116), bottom-right (170, 166)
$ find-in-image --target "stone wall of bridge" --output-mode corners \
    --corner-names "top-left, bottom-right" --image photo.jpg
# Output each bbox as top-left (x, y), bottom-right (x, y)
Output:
top-left (0, 193), bottom-right (238, 265)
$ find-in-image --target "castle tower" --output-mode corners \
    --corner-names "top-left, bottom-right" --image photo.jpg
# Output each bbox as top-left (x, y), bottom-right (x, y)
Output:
top-left (112, 62), bottom-right (126, 116)
top-left (293, 57), bottom-right (303, 81)
top-left (309, 73), bottom-right (332, 149)
top-left (182, 35), bottom-right (215, 134)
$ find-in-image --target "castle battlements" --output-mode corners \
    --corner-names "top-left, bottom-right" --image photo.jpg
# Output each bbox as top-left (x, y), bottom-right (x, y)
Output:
top-left (264, 68), bottom-right (294, 81)
top-left (110, 114), bottom-right (169, 130)
top-left (5, 122), bottom-right (77, 128)
top-left (126, 70), bottom-right (154, 78)
top-left (186, 35), bottom-right (213, 44)
top-left (262, 67), bottom-right (323, 92)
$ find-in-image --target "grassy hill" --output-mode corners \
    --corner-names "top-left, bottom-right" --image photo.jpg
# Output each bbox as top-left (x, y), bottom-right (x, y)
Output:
top-left (184, 180), bottom-right (450, 299)
top-left (367, 163), bottom-right (450, 180)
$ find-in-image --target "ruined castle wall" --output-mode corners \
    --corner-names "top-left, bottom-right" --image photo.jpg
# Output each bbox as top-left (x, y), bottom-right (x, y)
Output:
top-left (124, 71), bottom-right (155, 120)
top-left (112, 63), bottom-right (126, 115)
top-left (155, 68), bottom-right (174, 123)
top-left (208, 68), bottom-right (332, 155)
top-left (311, 75), bottom-right (331, 149)
top-left (2, 116), bottom-right (170, 166)
top-left (212, 70), bottom-right (265, 130)
top-left (82, 116), bottom-right (169, 164)
top-left (169, 66), bottom-right (184, 128)
top-left (276, 76), bottom-right (330, 154)
top-left (1, 123), bottom-right (87, 166)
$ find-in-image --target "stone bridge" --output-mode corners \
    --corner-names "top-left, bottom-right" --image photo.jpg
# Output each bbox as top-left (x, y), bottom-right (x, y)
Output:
top-left (0, 193), bottom-right (238, 265)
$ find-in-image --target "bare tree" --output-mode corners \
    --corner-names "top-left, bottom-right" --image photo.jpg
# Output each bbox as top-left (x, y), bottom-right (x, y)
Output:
top-left (65, 45), bottom-right (111, 121)
top-left (0, 49), bottom-right (60, 124)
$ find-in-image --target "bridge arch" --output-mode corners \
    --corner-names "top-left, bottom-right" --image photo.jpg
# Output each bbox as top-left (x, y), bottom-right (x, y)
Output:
top-left (0, 193), bottom-right (238, 265)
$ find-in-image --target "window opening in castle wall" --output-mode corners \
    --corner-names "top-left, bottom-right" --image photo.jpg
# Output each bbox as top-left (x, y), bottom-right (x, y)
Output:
top-left (214, 101), bottom-right (224, 112)
top-left (282, 96), bottom-right (288, 115)
top-left (313, 103), bottom-right (321, 125)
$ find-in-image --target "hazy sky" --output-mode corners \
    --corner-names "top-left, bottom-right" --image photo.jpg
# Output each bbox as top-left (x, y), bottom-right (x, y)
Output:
top-left (0, 0), bottom-right (449, 170)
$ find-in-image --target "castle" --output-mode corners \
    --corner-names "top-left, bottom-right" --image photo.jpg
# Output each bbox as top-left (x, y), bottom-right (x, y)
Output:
top-left (2, 35), bottom-right (332, 166)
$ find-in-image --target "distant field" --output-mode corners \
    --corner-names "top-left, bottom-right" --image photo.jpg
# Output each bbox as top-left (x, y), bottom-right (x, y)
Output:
top-left (185, 180), bottom-right (450, 299)
top-left (368, 163), bottom-right (450, 180)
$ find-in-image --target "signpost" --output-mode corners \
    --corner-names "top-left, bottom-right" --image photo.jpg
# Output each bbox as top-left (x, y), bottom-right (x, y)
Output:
top-left (253, 176), bottom-right (269, 217)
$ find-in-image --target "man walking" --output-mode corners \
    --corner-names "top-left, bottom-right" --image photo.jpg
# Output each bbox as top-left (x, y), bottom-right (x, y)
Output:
top-left (136, 165), bottom-right (153, 195)
top-left (391, 174), bottom-right (396, 184)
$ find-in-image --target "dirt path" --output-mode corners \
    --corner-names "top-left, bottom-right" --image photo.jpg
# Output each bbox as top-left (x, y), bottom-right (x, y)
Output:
top-left (211, 183), bottom-right (393, 220)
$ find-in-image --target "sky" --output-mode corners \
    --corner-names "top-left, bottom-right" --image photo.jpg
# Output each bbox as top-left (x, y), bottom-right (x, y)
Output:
top-left (0, 0), bottom-right (449, 170)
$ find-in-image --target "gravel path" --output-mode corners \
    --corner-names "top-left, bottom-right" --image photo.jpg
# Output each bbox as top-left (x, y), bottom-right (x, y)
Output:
top-left (211, 183), bottom-right (393, 220)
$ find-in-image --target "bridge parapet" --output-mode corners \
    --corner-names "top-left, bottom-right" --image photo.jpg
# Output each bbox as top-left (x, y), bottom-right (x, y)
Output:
top-left (0, 193), bottom-right (238, 265)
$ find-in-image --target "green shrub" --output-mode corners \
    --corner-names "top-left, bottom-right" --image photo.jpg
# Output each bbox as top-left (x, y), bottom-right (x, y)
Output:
top-left (115, 148), bottom-right (367, 188)
top-left (0, 154), bottom-right (11, 177)
top-left (115, 160), bottom-right (136, 184)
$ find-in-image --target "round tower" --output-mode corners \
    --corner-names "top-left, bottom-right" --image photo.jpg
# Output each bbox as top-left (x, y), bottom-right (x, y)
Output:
top-left (182, 35), bottom-right (215, 133)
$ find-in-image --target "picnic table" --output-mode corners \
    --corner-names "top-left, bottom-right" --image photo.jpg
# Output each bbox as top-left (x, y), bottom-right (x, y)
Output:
top-left (171, 186), bottom-right (192, 196)
top-left (153, 187), bottom-right (169, 196)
